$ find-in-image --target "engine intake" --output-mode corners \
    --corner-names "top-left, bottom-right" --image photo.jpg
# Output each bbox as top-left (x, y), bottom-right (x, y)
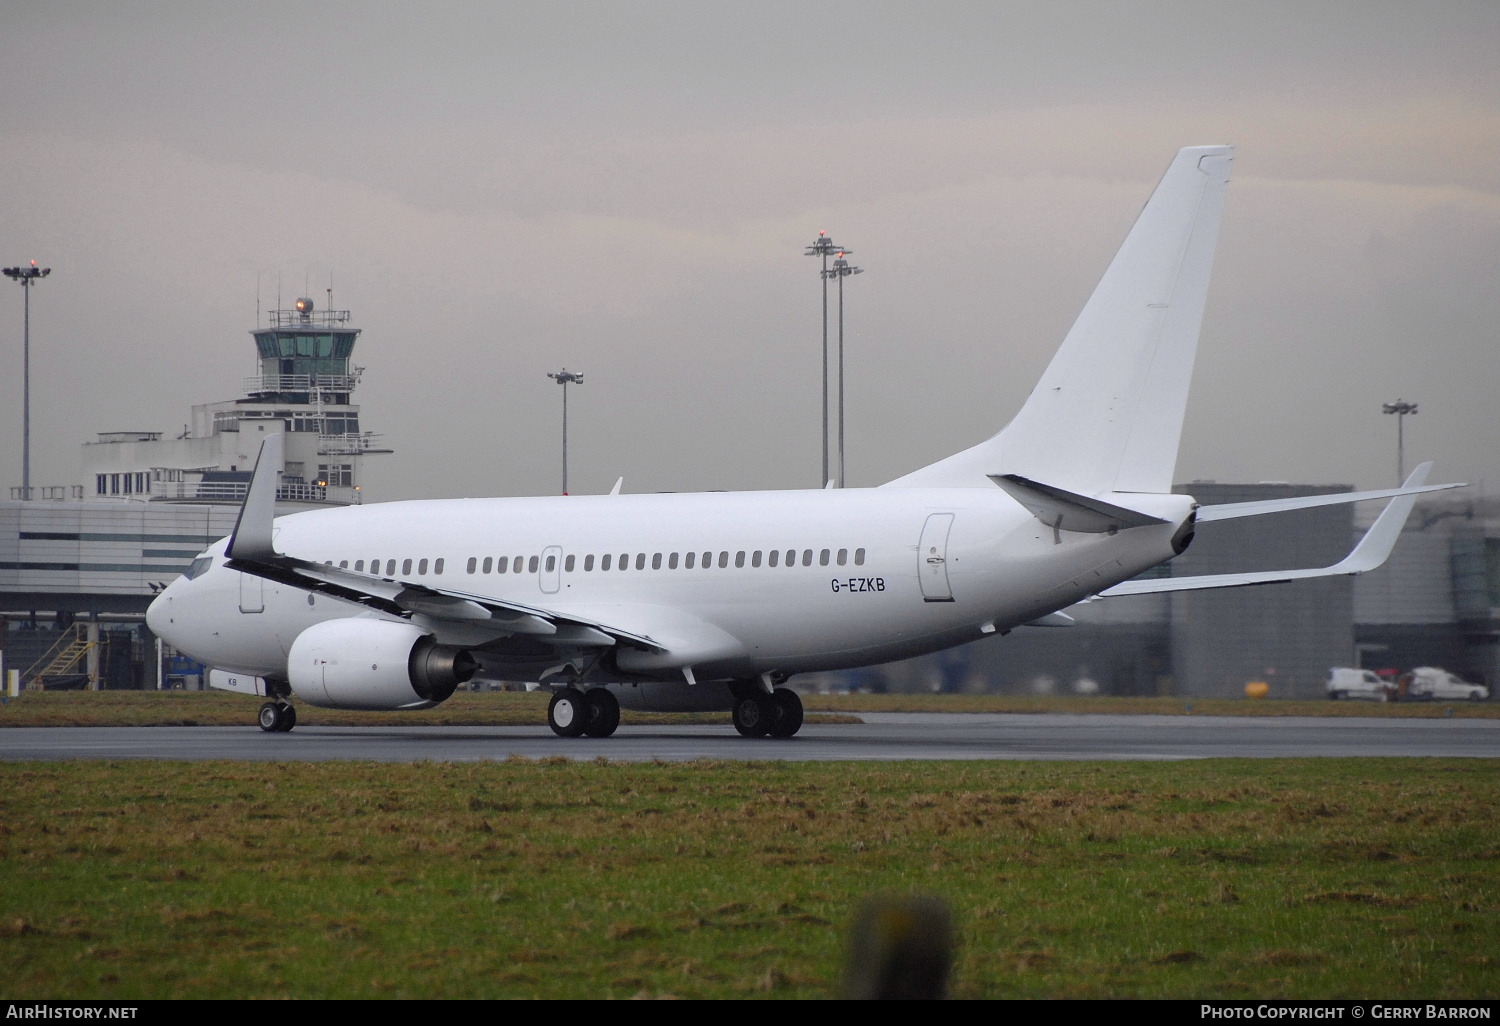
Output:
top-left (288, 618), bottom-right (476, 710)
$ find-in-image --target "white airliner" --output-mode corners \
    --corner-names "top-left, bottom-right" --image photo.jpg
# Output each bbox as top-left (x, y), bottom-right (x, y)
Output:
top-left (146, 145), bottom-right (1459, 739)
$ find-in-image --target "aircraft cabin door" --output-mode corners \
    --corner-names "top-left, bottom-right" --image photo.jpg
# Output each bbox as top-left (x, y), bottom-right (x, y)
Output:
top-left (239, 571), bottom-right (264, 614)
top-left (917, 513), bottom-right (955, 602)
top-left (540, 546), bottom-right (562, 594)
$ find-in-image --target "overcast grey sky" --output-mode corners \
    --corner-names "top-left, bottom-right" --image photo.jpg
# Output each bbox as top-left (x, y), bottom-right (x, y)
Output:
top-left (2, 1), bottom-right (1497, 502)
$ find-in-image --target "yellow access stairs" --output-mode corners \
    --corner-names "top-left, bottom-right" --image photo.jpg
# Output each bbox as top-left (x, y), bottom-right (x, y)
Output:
top-left (23, 624), bottom-right (98, 689)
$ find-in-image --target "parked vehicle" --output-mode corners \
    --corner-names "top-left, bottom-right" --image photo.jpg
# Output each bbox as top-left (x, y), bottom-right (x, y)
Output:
top-left (1404, 667), bottom-right (1489, 702)
top-left (1326, 667), bottom-right (1392, 701)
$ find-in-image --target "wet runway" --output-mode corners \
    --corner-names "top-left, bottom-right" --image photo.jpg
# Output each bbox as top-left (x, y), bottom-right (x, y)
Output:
top-left (1, 713), bottom-right (1495, 762)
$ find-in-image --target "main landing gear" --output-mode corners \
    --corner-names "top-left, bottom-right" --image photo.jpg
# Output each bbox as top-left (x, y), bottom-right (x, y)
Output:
top-left (257, 700), bottom-right (297, 733)
top-left (548, 687), bottom-right (621, 738)
top-left (732, 687), bottom-right (803, 739)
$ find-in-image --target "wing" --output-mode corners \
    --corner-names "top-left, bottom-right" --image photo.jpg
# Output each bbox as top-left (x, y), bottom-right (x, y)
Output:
top-left (1100, 463), bottom-right (1440, 597)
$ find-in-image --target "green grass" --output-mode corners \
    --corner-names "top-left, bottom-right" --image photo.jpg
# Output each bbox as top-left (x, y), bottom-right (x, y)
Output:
top-left (0, 759), bottom-right (1494, 998)
top-left (1, 689), bottom-right (1491, 728)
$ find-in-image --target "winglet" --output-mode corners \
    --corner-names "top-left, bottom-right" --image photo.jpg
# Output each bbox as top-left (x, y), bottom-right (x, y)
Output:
top-left (1329, 462), bottom-right (1432, 574)
top-left (225, 433), bottom-right (284, 562)
top-left (1098, 462), bottom-right (1435, 598)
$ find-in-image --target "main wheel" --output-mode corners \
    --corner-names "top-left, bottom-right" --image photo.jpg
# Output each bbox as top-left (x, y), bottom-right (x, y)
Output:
top-left (767, 687), bottom-right (804, 738)
top-left (257, 701), bottom-right (283, 732)
top-left (548, 688), bottom-right (589, 737)
top-left (583, 688), bottom-right (621, 737)
top-left (276, 703), bottom-right (297, 732)
top-left (732, 694), bottom-right (775, 737)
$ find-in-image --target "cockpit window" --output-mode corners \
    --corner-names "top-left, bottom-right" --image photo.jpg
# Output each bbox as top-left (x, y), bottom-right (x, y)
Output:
top-left (183, 556), bottom-right (213, 581)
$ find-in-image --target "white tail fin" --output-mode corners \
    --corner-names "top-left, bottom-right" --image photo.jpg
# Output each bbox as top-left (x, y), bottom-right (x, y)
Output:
top-left (887, 145), bottom-right (1233, 494)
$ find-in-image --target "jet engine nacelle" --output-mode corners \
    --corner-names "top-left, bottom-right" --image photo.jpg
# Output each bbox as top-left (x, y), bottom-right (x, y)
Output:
top-left (287, 618), bottom-right (477, 710)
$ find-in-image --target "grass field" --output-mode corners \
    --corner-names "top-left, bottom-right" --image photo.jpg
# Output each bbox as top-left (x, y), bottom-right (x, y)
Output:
top-left (0, 688), bottom-right (1494, 728)
top-left (0, 758), bottom-right (1494, 999)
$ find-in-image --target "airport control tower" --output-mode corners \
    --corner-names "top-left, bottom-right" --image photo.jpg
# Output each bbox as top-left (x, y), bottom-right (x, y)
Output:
top-left (81, 297), bottom-right (391, 510)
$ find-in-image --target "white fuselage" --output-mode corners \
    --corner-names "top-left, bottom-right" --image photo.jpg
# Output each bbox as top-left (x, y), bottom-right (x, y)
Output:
top-left (147, 485), bottom-right (1194, 703)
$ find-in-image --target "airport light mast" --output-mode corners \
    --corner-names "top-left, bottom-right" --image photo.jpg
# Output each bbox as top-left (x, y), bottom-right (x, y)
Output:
top-left (824, 251), bottom-right (863, 488)
top-left (805, 231), bottom-right (841, 487)
top-left (1382, 398), bottom-right (1418, 485)
top-left (548, 368), bottom-right (584, 495)
top-left (3, 261), bottom-right (51, 500)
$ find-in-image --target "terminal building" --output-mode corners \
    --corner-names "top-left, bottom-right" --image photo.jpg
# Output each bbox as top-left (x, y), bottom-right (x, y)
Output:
top-left (0, 299), bottom-right (390, 687)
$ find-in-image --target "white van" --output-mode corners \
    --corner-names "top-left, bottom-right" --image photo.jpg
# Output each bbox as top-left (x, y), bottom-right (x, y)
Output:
top-left (1406, 667), bottom-right (1489, 702)
top-left (1326, 668), bottom-right (1390, 701)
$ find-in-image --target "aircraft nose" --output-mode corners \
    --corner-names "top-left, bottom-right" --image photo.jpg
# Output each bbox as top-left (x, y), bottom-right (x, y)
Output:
top-left (145, 583), bottom-right (176, 640)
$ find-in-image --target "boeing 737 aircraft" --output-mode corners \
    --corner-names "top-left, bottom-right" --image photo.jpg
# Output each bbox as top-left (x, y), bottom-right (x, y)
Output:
top-left (146, 146), bottom-right (1459, 738)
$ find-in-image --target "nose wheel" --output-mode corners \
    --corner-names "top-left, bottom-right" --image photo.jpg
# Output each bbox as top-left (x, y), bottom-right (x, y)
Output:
top-left (257, 701), bottom-right (297, 733)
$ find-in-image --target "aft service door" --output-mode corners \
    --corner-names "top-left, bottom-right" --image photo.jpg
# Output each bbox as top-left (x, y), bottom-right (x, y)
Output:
top-left (917, 513), bottom-right (955, 602)
top-left (540, 545), bottom-right (562, 594)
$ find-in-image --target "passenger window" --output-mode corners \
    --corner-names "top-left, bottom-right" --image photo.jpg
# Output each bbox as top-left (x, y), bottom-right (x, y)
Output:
top-left (514, 555), bottom-right (524, 573)
top-left (620, 553), bottom-right (629, 571)
top-left (636, 553), bottom-right (646, 570)
top-left (802, 550), bottom-right (813, 567)
top-left (339, 560), bottom-right (349, 569)
top-left (837, 548), bottom-right (847, 566)
top-left (685, 552), bottom-right (696, 569)
top-left (735, 551), bottom-right (745, 568)
top-left (819, 549), bottom-right (830, 566)
top-left (751, 551), bottom-right (762, 567)
top-left (483, 557), bottom-right (493, 574)
top-left (768, 550), bottom-right (779, 567)
top-left (584, 554), bottom-right (595, 571)
top-left (545, 555), bottom-right (556, 572)
top-left (467, 557), bottom-right (477, 574)
top-left (669, 552), bottom-right (679, 569)
top-left (529, 555), bottom-right (540, 573)
top-left (702, 551), bottom-right (712, 567)
top-left (565, 554), bottom-right (575, 572)
top-left (418, 558), bottom-right (429, 575)
top-left (601, 554), bottom-right (612, 571)
top-left (434, 558), bottom-right (444, 574)
top-left (402, 558), bottom-right (413, 575)
top-left (355, 560), bottom-right (365, 572)
top-left (785, 549), bottom-right (796, 566)
top-left (718, 551), bottom-right (729, 569)
top-left (855, 547), bottom-right (866, 566)
top-left (652, 553), bottom-right (662, 570)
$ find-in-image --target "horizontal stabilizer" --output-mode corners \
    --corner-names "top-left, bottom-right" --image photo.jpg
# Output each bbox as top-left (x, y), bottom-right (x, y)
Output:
top-left (991, 475), bottom-right (1167, 534)
top-left (1101, 464), bottom-right (1434, 597)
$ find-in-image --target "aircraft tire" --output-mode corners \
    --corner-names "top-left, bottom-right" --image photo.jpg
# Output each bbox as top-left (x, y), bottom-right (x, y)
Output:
top-left (732, 694), bottom-right (775, 737)
top-left (548, 688), bottom-right (590, 738)
top-left (277, 704), bottom-right (297, 732)
top-left (257, 702), bottom-right (283, 732)
top-left (767, 688), bottom-right (804, 738)
top-left (583, 688), bottom-right (621, 737)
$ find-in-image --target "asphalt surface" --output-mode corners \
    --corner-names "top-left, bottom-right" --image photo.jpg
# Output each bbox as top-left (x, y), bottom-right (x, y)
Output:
top-left (1, 713), bottom-right (1496, 762)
